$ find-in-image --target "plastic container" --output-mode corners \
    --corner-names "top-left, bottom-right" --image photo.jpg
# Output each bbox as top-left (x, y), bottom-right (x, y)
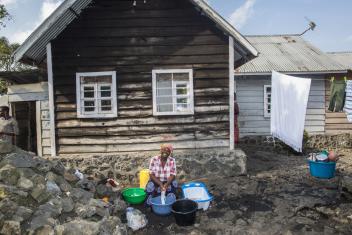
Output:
top-left (172, 199), bottom-right (198, 226)
top-left (139, 169), bottom-right (150, 189)
top-left (308, 160), bottom-right (336, 179)
top-left (181, 182), bottom-right (213, 210)
top-left (122, 188), bottom-right (147, 204)
top-left (150, 194), bottom-right (176, 216)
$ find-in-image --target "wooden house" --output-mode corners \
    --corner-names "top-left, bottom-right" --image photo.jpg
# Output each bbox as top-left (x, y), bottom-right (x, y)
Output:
top-left (13, 0), bottom-right (258, 156)
top-left (234, 35), bottom-right (351, 137)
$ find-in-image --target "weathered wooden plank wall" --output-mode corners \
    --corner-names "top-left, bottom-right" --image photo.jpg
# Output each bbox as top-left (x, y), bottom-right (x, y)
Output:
top-left (236, 75), bottom-right (326, 136)
top-left (325, 73), bottom-right (352, 135)
top-left (52, 0), bottom-right (236, 154)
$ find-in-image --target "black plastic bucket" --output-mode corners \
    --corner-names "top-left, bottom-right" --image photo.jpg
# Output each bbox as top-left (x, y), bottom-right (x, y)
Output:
top-left (171, 199), bottom-right (198, 226)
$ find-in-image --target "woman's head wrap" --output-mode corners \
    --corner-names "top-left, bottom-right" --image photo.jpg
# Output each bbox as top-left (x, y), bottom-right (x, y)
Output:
top-left (160, 144), bottom-right (173, 154)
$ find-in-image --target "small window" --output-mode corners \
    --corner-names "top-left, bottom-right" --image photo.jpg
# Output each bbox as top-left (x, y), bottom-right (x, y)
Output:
top-left (264, 85), bottom-right (271, 118)
top-left (76, 71), bottom-right (117, 118)
top-left (152, 69), bottom-right (194, 116)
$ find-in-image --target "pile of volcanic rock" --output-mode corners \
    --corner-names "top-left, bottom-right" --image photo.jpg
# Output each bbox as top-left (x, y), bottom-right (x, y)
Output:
top-left (0, 142), bottom-right (128, 235)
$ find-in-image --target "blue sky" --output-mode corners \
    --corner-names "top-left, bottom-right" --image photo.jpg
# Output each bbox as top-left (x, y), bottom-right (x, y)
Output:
top-left (1, 0), bottom-right (351, 52)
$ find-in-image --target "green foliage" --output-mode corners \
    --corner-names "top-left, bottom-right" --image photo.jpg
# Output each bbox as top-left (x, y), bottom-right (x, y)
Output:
top-left (0, 37), bottom-right (19, 71)
top-left (0, 37), bottom-right (31, 72)
top-left (0, 79), bottom-right (7, 95)
top-left (0, 4), bottom-right (10, 28)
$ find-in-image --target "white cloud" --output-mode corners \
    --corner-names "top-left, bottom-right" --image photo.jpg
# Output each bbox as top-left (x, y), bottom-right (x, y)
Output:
top-left (229, 0), bottom-right (256, 29)
top-left (40, 0), bottom-right (63, 22)
top-left (1, 0), bottom-right (17, 6)
top-left (8, 0), bottom-right (63, 44)
top-left (347, 35), bottom-right (352, 42)
top-left (11, 29), bottom-right (33, 44)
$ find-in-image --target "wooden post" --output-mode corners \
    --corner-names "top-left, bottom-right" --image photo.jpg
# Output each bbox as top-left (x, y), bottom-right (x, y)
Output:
top-left (229, 36), bottom-right (235, 150)
top-left (46, 43), bottom-right (56, 157)
top-left (36, 101), bottom-right (43, 157)
top-left (27, 102), bottom-right (31, 151)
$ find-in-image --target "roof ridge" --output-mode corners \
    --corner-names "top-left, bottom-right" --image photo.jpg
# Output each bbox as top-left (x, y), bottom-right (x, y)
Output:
top-left (245, 34), bottom-right (301, 37)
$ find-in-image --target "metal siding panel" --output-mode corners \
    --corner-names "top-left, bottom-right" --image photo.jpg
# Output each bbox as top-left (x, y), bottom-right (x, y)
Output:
top-left (237, 76), bottom-right (325, 136)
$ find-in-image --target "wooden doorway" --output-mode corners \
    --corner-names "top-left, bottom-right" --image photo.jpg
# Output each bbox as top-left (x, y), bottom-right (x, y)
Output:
top-left (11, 102), bottom-right (37, 153)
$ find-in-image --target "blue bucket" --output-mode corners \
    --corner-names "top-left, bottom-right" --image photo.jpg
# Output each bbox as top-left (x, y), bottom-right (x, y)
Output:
top-left (308, 160), bottom-right (336, 179)
top-left (150, 195), bottom-right (176, 216)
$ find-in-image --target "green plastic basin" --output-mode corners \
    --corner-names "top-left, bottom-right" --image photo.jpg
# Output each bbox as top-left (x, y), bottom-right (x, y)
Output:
top-left (122, 188), bottom-right (147, 204)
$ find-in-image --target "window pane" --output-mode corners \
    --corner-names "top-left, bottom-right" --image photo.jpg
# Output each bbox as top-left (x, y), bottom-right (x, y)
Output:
top-left (157, 96), bottom-right (173, 105)
top-left (176, 82), bottom-right (189, 96)
top-left (157, 104), bottom-right (173, 112)
top-left (100, 90), bottom-right (111, 97)
top-left (84, 91), bottom-right (95, 98)
top-left (266, 87), bottom-right (271, 92)
top-left (101, 100), bottom-right (111, 106)
top-left (84, 100), bottom-right (95, 113)
top-left (176, 88), bottom-right (188, 95)
top-left (173, 73), bottom-right (189, 81)
top-left (176, 97), bottom-right (188, 104)
top-left (176, 104), bottom-right (189, 112)
top-left (156, 73), bottom-right (172, 89)
top-left (83, 86), bottom-right (95, 98)
top-left (100, 85), bottom-right (111, 91)
top-left (157, 88), bottom-right (172, 96)
top-left (84, 100), bottom-right (95, 107)
top-left (81, 75), bottom-right (112, 84)
top-left (84, 107), bottom-right (95, 112)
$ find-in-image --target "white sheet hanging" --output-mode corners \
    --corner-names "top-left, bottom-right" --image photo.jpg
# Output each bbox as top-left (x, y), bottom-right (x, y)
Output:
top-left (344, 80), bottom-right (352, 122)
top-left (270, 71), bottom-right (311, 152)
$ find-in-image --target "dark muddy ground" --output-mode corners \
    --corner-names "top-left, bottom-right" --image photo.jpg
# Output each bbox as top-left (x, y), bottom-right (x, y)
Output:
top-left (128, 147), bottom-right (352, 235)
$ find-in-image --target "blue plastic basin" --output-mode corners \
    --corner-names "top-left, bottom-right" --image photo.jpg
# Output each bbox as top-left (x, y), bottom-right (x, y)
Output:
top-left (150, 195), bottom-right (176, 216)
top-left (308, 160), bottom-right (336, 179)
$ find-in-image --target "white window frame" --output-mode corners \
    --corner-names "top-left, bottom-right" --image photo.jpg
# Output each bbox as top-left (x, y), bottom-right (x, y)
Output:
top-left (264, 85), bottom-right (271, 118)
top-left (76, 71), bottom-right (117, 118)
top-left (152, 69), bottom-right (194, 116)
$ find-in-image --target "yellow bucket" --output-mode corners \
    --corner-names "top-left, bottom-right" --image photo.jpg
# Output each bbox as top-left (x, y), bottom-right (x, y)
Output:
top-left (139, 169), bottom-right (150, 189)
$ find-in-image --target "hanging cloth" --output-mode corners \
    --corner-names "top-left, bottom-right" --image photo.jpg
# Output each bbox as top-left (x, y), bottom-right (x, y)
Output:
top-left (328, 80), bottom-right (346, 112)
top-left (271, 71), bottom-right (311, 152)
top-left (344, 80), bottom-right (352, 122)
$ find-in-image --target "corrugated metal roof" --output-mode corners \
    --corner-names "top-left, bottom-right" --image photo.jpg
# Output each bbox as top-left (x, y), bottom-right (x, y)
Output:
top-left (235, 35), bottom-right (347, 75)
top-left (328, 52), bottom-right (352, 70)
top-left (13, 0), bottom-right (93, 63)
top-left (13, 0), bottom-right (258, 64)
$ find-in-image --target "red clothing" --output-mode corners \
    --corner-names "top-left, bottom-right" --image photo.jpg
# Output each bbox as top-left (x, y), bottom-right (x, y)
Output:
top-left (149, 156), bottom-right (177, 182)
top-left (234, 102), bottom-right (240, 144)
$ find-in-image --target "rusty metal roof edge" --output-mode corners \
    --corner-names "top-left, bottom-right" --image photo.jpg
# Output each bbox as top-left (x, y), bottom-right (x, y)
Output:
top-left (12, 0), bottom-right (93, 63)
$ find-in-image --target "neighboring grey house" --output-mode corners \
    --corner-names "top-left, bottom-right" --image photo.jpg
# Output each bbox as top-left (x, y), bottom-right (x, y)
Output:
top-left (235, 35), bottom-right (348, 137)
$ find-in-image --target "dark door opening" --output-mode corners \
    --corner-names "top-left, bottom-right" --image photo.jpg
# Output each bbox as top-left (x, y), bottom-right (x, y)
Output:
top-left (12, 101), bottom-right (37, 154)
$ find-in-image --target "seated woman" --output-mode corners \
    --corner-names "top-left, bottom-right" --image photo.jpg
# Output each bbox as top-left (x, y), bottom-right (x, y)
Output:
top-left (146, 144), bottom-right (177, 204)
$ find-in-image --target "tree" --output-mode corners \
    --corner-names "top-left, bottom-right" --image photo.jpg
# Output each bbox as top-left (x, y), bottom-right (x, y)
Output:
top-left (0, 4), bottom-right (10, 28)
top-left (0, 37), bottom-right (20, 71)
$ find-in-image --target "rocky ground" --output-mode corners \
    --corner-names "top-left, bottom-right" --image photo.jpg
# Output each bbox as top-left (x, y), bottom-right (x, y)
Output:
top-left (0, 140), bottom-right (351, 235)
top-left (135, 147), bottom-right (352, 235)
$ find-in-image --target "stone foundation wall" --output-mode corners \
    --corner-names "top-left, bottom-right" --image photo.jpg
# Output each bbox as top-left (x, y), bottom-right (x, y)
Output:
top-left (57, 149), bottom-right (247, 185)
top-left (239, 133), bottom-right (352, 154)
top-left (305, 133), bottom-right (352, 150)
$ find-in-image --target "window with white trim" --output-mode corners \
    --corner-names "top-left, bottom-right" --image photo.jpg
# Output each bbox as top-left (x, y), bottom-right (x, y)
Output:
top-left (264, 85), bottom-right (271, 118)
top-left (76, 71), bottom-right (117, 118)
top-left (152, 69), bottom-right (194, 116)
